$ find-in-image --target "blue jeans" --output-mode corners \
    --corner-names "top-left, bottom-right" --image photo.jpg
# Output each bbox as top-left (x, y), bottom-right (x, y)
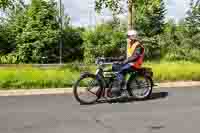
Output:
top-left (117, 63), bottom-right (133, 82)
top-left (111, 63), bottom-right (134, 96)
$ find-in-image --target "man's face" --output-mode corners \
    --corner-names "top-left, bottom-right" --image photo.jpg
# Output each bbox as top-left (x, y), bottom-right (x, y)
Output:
top-left (128, 35), bottom-right (136, 40)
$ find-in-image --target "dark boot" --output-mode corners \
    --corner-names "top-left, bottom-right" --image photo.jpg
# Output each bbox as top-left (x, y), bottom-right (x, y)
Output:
top-left (111, 80), bottom-right (122, 97)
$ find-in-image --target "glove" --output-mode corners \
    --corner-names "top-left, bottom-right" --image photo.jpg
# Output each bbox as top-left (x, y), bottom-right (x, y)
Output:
top-left (123, 59), bottom-right (129, 65)
top-left (119, 56), bottom-right (125, 61)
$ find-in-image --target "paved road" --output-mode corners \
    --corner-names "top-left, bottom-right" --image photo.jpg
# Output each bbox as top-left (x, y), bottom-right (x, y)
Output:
top-left (0, 87), bottom-right (200, 133)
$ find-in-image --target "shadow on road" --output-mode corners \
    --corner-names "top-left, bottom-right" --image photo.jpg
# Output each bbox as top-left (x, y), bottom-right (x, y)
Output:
top-left (150, 91), bottom-right (168, 100)
top-left (91, 91), bottom-right (169, 105)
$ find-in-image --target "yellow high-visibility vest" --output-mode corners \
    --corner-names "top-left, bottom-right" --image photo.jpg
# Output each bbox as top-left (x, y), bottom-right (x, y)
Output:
top-left (126, 39), bottom-right (145, 69)
top-left (127, 40), bottom-right (140, 58)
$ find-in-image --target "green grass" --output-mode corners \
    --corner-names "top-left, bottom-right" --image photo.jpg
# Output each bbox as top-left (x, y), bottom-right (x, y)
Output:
top-left (0, 61), bottom-right (199, 89)
top-left (0, 67), bottom-right (80, 89)
top-left (144, 61), bottom-right (200, 82)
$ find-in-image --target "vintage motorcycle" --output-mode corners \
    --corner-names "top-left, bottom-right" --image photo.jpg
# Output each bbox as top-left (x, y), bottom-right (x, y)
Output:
top-left (73, 57), bottom-right (154, 104)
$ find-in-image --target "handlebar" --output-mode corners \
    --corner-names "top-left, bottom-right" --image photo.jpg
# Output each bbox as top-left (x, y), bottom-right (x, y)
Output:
top-left (95, 57), bottom-right (125, 65)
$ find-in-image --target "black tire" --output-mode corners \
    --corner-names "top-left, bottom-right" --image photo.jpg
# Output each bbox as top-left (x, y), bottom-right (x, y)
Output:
top-left (127, 75), bottom-right (153, 100)
top-left (73, 74), bottom-right (102, 105)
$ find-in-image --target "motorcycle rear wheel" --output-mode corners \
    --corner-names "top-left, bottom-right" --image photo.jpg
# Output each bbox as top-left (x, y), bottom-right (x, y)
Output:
top-left (127, 75), bottom-right (153, 100)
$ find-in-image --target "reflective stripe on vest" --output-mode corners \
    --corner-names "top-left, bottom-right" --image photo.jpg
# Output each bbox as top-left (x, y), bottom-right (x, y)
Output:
top-left (127, 40), bottom-right (140, 58)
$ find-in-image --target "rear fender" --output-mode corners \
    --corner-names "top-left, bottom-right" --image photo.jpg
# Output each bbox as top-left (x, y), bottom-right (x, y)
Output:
top-left (140, 68), bottom-right (153, 78)
top-left (127, 71), bottom-right (154, 89)
top-left (138, 68), bottom-right (154, 87)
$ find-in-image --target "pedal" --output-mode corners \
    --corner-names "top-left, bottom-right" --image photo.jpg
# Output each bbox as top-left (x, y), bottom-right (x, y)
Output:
top-left (121, 90), bottom-right (129, 97)
top-left (153, 84), bottom-right (158, 86)
top-left (153, 83), bottom-right (160, 88)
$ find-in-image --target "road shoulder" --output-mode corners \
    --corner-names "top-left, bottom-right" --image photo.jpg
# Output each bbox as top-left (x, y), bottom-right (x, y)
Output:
top-left (0, 81), bottom-right (200, 96)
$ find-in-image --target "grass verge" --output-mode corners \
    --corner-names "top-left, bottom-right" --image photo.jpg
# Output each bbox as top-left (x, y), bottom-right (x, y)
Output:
top-left (0, 61), bottom-right (199, 89)
top-left (144, 61), bottom-right (200, 82)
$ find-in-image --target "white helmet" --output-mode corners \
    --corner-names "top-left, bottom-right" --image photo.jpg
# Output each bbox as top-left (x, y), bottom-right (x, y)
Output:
top-left (127, 30), bottom-right (138, 36)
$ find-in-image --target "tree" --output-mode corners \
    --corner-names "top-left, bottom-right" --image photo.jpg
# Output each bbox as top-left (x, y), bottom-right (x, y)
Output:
top-left (95, 0), bottom-right (166, 31)
top-left (183, 0), bottom-right (200, 52)
top-left (95, 0), bottom-right (136, 30)
top-left (0, 0), bottom-right (12, 10)
top-left (0, 0), bottom-right (25, 12)
top-left (185, 0), bottom-right (200, 35)
top-left (14, 0), bottom-right (60, 63)
top-left (135, 0), bottom-right (166, 37)
top-left (0, 0), bottom-right (26, 57)
top-left (0, 0), bottom-right (85, 64)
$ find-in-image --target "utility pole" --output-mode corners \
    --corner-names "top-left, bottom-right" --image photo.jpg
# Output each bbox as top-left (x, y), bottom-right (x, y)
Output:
top-left (59, 0), bottom-right (63, 64)
top-left (88, 0), bottom-right (93, 28)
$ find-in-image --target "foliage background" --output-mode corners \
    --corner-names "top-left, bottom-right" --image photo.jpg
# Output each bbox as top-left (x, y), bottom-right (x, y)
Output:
top-left (0, 0), bottom-right (199, 64)
top-left (0, 0), bottom-right (200, 88)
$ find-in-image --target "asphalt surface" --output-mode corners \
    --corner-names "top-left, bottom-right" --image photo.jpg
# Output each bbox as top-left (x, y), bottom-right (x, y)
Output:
top-left (0, 87), bottom-right (200, 133)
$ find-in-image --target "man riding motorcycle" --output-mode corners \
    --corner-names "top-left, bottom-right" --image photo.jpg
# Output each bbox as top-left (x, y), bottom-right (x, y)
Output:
top-left (111, 30), bottom-right (145, 97)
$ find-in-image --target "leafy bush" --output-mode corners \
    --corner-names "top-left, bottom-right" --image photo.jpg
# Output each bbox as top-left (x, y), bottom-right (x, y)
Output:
top-left (142, 35), bottom-right (162, 60)
top-left (62, 27), bottom-right (84, 62)
top-left (83, 24), bottom-right (126, 63)
top-left (0, 53), bottom-right (18, 64)
top-left (163, 49), bottom-right (200, 62)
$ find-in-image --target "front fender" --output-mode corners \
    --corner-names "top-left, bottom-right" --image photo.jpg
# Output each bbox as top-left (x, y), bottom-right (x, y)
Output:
top-left (80, 72), bottom-right (94, 78)
top-left (80, 72), bottom-right (104, 86)
top-left (79, 72), bottom-right (105, 98)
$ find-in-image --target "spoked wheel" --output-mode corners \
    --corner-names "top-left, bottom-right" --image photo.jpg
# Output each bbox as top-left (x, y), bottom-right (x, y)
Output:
top-left (128, 75), bottom-right (153, 100)
top-left (73, 74), bottom-right (102, 104)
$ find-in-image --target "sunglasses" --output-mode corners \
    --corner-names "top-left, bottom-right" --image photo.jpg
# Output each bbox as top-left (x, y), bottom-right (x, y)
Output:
top-left (127, 35), bottom-right (136, 38)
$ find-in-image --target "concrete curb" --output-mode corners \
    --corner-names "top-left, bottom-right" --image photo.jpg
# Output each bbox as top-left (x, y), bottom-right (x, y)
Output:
top-left (0, 81), bottom-right (200, 96)
top-left (0, 89), bottom-right (71, 96)
top-left (157, 81), bottom-right (200, 88)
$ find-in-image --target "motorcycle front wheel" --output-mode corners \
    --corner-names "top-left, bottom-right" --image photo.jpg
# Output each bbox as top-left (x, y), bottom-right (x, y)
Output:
top-left (73, 74), bottom-right (102, 104)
